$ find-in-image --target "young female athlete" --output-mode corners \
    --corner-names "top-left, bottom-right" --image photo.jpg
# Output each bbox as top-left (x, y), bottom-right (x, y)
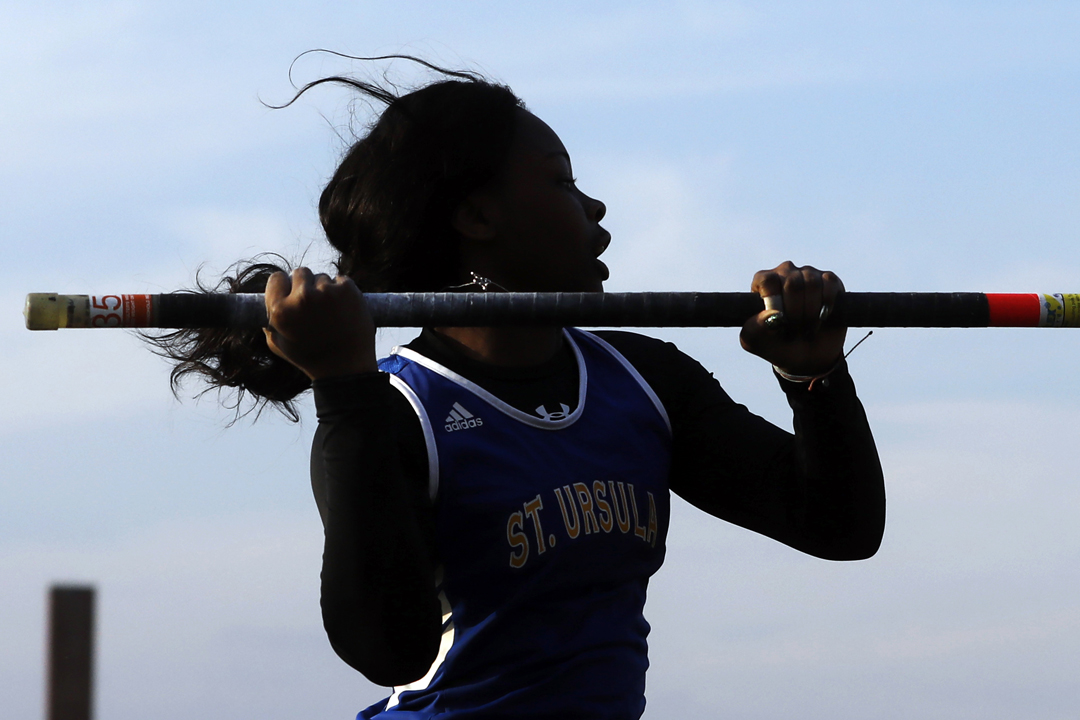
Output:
top-left (162, 61), bottom-right (885, 719)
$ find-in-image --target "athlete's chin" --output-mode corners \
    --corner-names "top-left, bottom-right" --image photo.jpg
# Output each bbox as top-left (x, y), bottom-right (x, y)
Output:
top-left (549, 262), bottom-right (608, 292)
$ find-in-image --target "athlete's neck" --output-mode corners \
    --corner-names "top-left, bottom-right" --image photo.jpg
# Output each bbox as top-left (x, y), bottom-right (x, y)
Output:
top-left (432, 326), bottom-right (564, 367)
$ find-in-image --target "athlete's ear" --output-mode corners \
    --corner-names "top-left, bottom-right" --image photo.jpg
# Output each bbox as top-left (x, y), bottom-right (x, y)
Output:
top-left (452, 190), bottom-right (501, 242)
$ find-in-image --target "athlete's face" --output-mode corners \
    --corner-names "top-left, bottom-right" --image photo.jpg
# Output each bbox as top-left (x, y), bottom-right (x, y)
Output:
top-left (465, 110), bottom-right (610, 292)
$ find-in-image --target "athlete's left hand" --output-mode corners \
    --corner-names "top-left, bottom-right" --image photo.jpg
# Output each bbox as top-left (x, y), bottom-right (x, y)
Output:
top-left (740, 261), bottom-right (847, 376)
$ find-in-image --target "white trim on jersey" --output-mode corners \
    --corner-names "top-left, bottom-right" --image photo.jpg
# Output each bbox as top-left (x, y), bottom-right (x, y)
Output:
top-left (387, 374), bottom-right (440, 502)
top-left (385, 600), bottom-right (455, 710)
top-left (391, 330), bottom-right (588, 431)
top-left (575, 331), bottom-right (673, 436)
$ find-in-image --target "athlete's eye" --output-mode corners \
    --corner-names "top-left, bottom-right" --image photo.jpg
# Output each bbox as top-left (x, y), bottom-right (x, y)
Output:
top-left (560, 176), bottom-right (578, 189)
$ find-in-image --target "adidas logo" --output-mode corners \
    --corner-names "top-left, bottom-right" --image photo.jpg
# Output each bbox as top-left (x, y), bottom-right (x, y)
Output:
top-left (445, 402), bottom-right (484, 433)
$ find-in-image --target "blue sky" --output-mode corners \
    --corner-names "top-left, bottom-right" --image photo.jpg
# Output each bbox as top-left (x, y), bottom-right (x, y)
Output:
top-left (2, 2), bottom-right (1079, 718)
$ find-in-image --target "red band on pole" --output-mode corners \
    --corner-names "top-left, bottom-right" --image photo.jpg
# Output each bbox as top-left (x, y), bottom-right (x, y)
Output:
top-left (121, 294), bottom-right (153, 327)
top-left (986, 293), bottom-right (1041, 327)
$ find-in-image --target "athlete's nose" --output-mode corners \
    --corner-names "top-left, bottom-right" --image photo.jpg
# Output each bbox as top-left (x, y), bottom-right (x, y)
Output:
top-left (585, 193), bottom-right (606, 223)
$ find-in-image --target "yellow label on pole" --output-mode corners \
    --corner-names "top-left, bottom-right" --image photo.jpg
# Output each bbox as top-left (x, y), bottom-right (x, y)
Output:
top-left (1063, 294), bottom-right (1080, 328)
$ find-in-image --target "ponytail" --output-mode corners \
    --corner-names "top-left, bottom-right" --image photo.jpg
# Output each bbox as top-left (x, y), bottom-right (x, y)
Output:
top-left (143, 257), bottom-right (310, 421)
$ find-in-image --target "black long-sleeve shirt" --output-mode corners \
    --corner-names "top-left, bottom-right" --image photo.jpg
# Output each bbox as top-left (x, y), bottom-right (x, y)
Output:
top-left (310, 329), bottom-right (885, 685)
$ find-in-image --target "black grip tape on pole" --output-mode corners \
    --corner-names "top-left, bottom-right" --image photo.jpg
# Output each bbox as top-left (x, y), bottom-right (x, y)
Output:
top-left (143, 291), bottom-right (997, 329)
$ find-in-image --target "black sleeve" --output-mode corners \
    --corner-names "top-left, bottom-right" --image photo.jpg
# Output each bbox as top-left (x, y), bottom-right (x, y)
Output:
top-left (309, 372), bottom-right (442, 686)
top-left (597, 332), bottom-right (885, 561)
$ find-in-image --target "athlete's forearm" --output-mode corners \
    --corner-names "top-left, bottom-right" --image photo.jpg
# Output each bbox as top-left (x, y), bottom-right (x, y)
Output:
top-left (777, 362), bottom-right (886, 559)
top-left (312, 373), bottom-right (442, 686)
top-left (666, 361), bottom-right (884, 560)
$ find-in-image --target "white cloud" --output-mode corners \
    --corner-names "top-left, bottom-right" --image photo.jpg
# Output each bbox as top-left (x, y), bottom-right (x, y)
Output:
top-left (591, 153), bottom-right (782, 293)
top-left (0, 511), bottom-right (387, 719)
top-left (0, 301), bottom-right (173, 431)
top-left (160, 206), bottom-right (330, 280)
top-left (874, 399), bottom-right (1078, 498)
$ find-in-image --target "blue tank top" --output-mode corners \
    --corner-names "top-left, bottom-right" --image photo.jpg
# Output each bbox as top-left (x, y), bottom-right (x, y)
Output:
top-left (360, 329), bottom-right (672, 719)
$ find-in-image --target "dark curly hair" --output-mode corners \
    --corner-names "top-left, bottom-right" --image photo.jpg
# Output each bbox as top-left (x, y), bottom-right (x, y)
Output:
top-left (146, 56), bottom-right (525, 420)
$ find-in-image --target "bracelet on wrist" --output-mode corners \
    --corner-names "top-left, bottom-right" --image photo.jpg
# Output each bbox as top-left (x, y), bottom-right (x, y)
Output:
top-left (772, 330), bottom-right (874, 391)
top-left (773, 359), bottom-right (842, 390)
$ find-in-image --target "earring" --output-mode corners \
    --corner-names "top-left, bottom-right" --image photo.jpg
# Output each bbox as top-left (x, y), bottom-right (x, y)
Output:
top-left (444, 272), bottom-right (508, 292)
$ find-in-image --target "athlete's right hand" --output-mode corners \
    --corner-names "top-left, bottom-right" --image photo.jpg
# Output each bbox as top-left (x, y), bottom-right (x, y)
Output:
top-left (264, 268), bottom-right (378, 380)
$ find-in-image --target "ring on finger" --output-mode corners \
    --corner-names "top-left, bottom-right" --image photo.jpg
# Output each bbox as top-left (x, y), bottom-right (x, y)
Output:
top-left (764, 312), bottom-right (785, 329)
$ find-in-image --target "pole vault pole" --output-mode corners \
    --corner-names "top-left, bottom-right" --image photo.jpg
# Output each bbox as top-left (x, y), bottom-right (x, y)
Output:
top-left (23, 291), bottom-right (1080, 330)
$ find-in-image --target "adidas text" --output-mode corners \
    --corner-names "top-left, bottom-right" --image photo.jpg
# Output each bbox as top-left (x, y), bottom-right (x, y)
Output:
top-left (445, 417), bottom-right (484, 432)
top-left (445, 402), bottom-right (483, 432)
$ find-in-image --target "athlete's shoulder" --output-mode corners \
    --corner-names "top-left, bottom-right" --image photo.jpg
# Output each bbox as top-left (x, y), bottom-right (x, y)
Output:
top-left (589, 330), bottom-right (735, 424)
top-left (589, 330), bottom-right (702, 375)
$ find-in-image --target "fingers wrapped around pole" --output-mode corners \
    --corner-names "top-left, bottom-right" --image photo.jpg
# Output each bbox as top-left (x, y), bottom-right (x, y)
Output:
top-left (263, 269), bottom-right (379, 381)
top-left (743, 262), bottom-right (848, 377)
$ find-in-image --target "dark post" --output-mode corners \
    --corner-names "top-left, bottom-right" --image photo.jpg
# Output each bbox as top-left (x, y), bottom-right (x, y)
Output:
top-left (47, 585), bottom-right (95, 720)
